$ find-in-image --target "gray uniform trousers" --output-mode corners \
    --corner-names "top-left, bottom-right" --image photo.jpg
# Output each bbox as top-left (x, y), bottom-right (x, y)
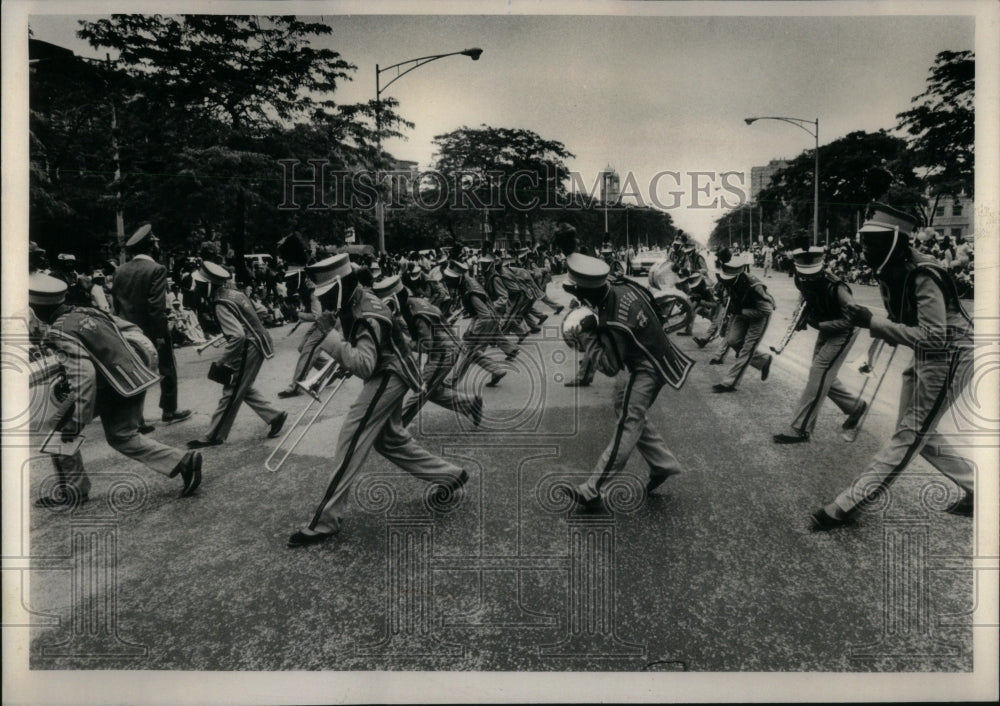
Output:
top-left (831, 343), bottom-right (975, 515)
top-left (577, 366), bottom-right (683, 501)
top-left (309, 372), bottom-right (464, 530)
top-left (205, 342), bottom-right (282, 442)
top-left (721, 314), bottom-right (771, 387)
top-left (400, 347), bottom-right (478, 427)
top-left (290, 323), bottom-right (330, 384)
top-left (53, 390), bottom-right (185, 495)
top-left (789, 328), bottom-right (862, 435)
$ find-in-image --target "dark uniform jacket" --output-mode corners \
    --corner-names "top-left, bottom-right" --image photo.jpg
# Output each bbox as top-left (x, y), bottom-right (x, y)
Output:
top-left (323, 288), bottom-right (423, 393)
top-left (870, 251), bottom-right (973, 352)
top-left (112, 254), bottom-right (169, 340)
top-left (588, 280), bottom-right (695, 390)
top-left (212, 285), bottom-right (275, 364)
top-left (794, 271), bottom-right (853, 333)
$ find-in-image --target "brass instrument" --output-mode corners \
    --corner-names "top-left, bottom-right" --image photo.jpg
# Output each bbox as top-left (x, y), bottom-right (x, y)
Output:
top-left (265, 356), bottom-right (351, 472)
top-left (842, 339), bottom-right (897, 442)
top-left (769, 299), bottom-right (808, 355)
top-left (196, 334), bottom-right (226, 354)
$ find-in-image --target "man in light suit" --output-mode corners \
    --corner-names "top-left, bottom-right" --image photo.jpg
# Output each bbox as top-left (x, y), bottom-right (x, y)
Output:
top-left (112, 224), bottom-right (191, 428)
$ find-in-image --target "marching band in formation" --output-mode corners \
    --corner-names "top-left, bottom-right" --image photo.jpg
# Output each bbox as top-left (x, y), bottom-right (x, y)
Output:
top-left (26, 202), bottom-right (975, 546)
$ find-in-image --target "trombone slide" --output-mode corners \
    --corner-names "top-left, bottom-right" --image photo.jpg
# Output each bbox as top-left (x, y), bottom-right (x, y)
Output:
top-left (842, 340), bottom-right (897, 443)
top-left (196, 334), bottom-right (226, 354)
top-left (265, 372), bottom-right (351, 473)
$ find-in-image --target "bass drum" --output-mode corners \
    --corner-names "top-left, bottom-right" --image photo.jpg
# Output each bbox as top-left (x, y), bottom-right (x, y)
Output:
top-left (654, 293), bottom-right (692, 335)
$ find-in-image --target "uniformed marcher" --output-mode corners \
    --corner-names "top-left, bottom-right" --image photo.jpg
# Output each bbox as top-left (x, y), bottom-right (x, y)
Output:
top-left (112, 225), bottom-right (192, 426)
top-left (773, 247), bottom-right (866, 444)
top-left (188, 262), bottom-right (287, 448)
top-left (373, 275), bottom-right (483, 427)
top-left (560, 254), bottom-right (695, 510)
top-left (442, 259), bottom-right (518, 386)
top-left (811, 204), bottom-right (975, 530)
top-left (29, 273), bottom-right (202, 507)
top-left (289, 258), bottom-right (468, 547)
top-left (711, 253), bottom-right (774, 392)
top-left (278, 257), bottom-right (342, 398)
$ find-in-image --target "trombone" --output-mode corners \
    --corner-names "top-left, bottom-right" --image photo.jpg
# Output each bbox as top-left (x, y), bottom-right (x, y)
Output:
top-left (265, 356), bottom-right (351, 472)
top-left (770, 299), bottom-right (807, 355)
top-left (196, 334), bottom-right (226, 354)
top-left (842, 338), bottom-right (898, 442)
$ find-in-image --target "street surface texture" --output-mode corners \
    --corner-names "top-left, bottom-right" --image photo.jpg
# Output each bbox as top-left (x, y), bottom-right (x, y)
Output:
top-left (26, 268), bottom-right (978, 671)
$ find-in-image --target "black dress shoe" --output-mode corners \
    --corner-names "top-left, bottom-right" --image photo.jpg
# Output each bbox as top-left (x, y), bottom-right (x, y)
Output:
top-left (277, 388), bottom-right (301, 399)
top-left (553, 306), bottom-right (565, 315)
top-left (711, 383), bottom-right (736, 393)
top-left (486, 371), bottom-right (507, 387)
top-left (162, 409), bottom-right (192, 424)
top-left (535, 315), bottom-right (548, 326)
top-left (760, 354), bottom-right (773, 381)
top-left (842, 401), bottom-right (868, 430)
top-left (708, 358), bottom-right (724, 365)
top-left (268, 411), bottom-right (288, 439)
top-left (809, 507), bottom-right (854, 532)
top-left (945, 494), bottom-right (974, 517)
top-left (561, 486), bottom-right (604, 513)
top-left (187, 438), bottom-right (222, 449)
top-left (564, 379), bottom-right (590, 387)
top-left (287, 527), bottom-right (339, 548)
top-left (693, 337), bottom-right (709, 348)
top-left (138, 423), bottom-right (156, 434)
top-left (773, 432), bottom-right (810, 444)
top-left (35, 492), bottom-right (89, 509)
top-left (172, 450), bottom-right (202, 497)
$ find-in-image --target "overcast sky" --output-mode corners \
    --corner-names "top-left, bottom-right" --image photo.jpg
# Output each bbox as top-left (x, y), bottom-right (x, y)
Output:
top-left (27, 10), bottom-right (974, 242)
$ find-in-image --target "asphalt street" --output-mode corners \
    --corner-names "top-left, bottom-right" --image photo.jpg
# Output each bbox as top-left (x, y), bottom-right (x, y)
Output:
top-left (25, 268), bottom-right (979, 671)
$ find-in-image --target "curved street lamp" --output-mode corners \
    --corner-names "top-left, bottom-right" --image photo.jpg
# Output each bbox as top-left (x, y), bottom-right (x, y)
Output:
top-left (745, 116), bottom-right (819, 247)
top-left (375, 48), bottom-right (483, 253)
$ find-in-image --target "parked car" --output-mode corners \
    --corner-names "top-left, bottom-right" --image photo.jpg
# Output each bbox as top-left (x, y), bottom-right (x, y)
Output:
top-left (629, 249), bottom-right (668, 276)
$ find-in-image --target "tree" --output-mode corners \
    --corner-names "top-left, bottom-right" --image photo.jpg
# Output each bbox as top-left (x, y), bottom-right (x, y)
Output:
top-left (73, 15), bottom-right (405, 273)
top-left (895, 50), bottom-right (974, 210)
top-left (430, 125), bottom-right (574, 244)
top-left (755, 130), bottom-right (920, 242)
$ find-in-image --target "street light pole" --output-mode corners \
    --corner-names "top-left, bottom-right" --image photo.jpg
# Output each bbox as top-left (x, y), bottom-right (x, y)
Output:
top-left (375, 48), bottom-right (482, 254)
top-left (745, 116), bottom-right (819, 247)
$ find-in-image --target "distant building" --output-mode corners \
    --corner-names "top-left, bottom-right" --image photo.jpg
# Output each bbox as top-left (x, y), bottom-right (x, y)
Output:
top-left (929, 193), bottom-right (973, 241)
top-left (750, 159), bottom-right (788, 201)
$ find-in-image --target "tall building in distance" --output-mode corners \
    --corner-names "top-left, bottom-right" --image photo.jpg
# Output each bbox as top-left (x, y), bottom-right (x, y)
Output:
top-left (601, 165), bottom-right (620, 204)
top-left (750, 159), bottom-right (788, 202)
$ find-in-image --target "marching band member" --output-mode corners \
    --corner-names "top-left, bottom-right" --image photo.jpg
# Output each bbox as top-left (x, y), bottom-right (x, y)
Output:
top-left (560, 254), bottom-right (695, 511)
top-left (711, 253), bottom-right (774, 393)
top-left (289, 255), bottom-right (468, 547)
top-left (773, 247), bottom-right (866, 444)
top-left (812, 204), bottom-right (975, 530)
top-left (29, 273), bottom-right (202, 507)
top-left (373, 275), bottom-right (483, 427)
top-left (278, 257), bottom-right (341, 398)
top-left (188, 262), bottom-right (287, 448)
top-left (442, 259), bottom-right (518, 387)
top-left (518, 246), bottom-right (564, 315)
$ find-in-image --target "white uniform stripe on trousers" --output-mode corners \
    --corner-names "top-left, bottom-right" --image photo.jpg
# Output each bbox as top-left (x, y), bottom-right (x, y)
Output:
top-left (848, 348), bottom-right (963, 513)
top-left (309, 373), bottom-right (390, 530)
top-left (596, 372), bottom-right (635, 491)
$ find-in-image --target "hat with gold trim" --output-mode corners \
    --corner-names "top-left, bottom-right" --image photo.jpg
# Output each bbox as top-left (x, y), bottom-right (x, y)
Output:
top-left (372, 275), bottom-right (404, 300)
top-left (306, 254), bottom-right (351, 286)
top-left (29, 272), bottom-right (68, 306)
top-left (444, 260), bottom-right (468, 279)
top-left (126, 223), bottom-right (157, 248)
top-left (198, 261), bottom-right (232, 285)
top-left (791, 247), bottom-right (826, 275)
top-left (565, 253), bottom-right (611, 289)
